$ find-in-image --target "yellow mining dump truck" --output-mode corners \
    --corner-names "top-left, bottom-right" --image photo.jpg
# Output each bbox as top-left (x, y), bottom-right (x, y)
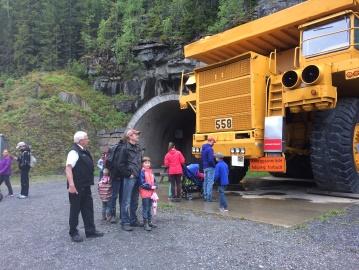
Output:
top-left (179, 0), bottom-right (359, 192)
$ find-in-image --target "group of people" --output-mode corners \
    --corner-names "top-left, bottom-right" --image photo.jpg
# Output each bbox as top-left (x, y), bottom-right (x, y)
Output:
top-left (0, 142), bottom-right (32, 199)
top-left (65, 129), bottom-right (160, 243)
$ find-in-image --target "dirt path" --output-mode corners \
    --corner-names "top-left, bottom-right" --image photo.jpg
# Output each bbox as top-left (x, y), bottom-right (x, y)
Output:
top-left (0, 180), bottom-right (358, 270)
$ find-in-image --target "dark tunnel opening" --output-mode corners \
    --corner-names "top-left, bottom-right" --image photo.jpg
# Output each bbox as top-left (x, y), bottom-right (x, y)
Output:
top-left (133, 99), bottom-right (197, 168)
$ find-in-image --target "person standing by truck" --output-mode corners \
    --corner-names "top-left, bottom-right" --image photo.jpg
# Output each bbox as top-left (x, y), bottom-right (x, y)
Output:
top-left (201, 137), bottom-right (216, 202)
top-left (214, 152), bottom-right (229, 212)
top-left (164, 142), bottom-right (185, 202)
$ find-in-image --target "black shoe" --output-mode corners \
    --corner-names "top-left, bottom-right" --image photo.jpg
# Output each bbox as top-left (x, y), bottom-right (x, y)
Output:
top-left (148, 221), bottom-right (157, 228)
top-left (111, 217), bottom-right (119, 224)
top-left (71, 234), bottom-right (83, 243)
top-left (85, 230), bottom-right (104, 238)
top-left (143, 220), bottom-right (152, 231)
top-left (130, 221), bottom-right (143, 227)
top-left (122, 224), bottom-right (133, 231)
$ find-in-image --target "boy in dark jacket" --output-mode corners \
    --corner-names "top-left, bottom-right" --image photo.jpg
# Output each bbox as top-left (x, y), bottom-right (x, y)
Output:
top-left (214, 152), bottom-right (229, 212)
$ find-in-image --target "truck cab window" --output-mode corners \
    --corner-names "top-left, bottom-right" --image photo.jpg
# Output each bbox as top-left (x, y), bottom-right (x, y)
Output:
top-left (355, 17), bottom-right (359, 50)
top-left (302, 16), bottom-right (350, 57)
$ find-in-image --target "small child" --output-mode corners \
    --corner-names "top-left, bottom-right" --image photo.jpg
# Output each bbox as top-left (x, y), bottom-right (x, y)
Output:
top-left (98, 168), bottom-right (112, 220)
top-left (139, 156), bottom-right (157, 231)
top-left (214, 152), bottom-right (229, 212)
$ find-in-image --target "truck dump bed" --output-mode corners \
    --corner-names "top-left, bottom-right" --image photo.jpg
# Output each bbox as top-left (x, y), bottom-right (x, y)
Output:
top-left (184, 0), bottom-right (359, 64)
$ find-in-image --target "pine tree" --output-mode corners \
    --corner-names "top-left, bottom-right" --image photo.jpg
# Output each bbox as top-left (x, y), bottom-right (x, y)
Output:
top-left (97, 1), bottom-right (121, 54)
top-left (114, 0), bottom-right (145, 64)
top-left (0, 0), bottom-right (15, 73)
top-left (81, 0), bottom-right (112, 54)
top-left (38, 0), bottom-right (61, 70)
top-left (13, 0), bottom-right (43, 73)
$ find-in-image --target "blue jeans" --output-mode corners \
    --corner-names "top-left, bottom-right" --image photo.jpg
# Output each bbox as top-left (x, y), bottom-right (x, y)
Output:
top-left (203, 167), bottom-right (215, 201)
top-left (102, 201), bottom-right (111, 219)
top-left (110, 180), bottom-right (123, 217)
top-left (120, 177), bottom-right (139, 225)
top-left (142, 198), bottom-right (152, 220)
top-left (218, 185), bottom-right (228, 209)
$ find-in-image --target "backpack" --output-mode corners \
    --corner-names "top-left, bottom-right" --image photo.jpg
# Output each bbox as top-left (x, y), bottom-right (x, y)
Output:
top-left (106, 142), bottom-right (122, 172)
top-left (30, 154), bottom-right (37, 168)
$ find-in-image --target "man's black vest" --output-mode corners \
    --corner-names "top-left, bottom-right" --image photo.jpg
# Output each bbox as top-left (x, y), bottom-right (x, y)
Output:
top-left (71, 144), bottom-right (94, 188)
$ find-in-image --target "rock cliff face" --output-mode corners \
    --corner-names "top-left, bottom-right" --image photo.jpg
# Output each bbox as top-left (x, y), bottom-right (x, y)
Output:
top-left (90, 42), bottom-right (197, 114)
top-left (88, 0), bottom-right (305, 114)
top-left (256, 0), bottom-right (304, 17)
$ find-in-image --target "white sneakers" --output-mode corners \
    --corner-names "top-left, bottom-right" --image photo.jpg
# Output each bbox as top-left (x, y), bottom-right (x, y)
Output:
top-left (17, 194), bottom-right (28, 199)
top-left (219, 208), bottom-right (229, 212)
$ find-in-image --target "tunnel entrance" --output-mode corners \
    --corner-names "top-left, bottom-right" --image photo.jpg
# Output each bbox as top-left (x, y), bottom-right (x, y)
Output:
top-left (127, 94), bottom-right (196, 168)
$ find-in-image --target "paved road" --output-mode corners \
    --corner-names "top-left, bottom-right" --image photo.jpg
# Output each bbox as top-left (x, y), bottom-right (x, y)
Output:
top-left (0, 180), bottom-right (358, 270)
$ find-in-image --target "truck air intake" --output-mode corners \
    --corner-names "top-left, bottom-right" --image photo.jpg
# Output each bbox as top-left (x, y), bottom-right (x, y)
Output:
top-left (302, 65), bottom-right (320, 85)
top-left (282, 70), bottom-right (301, 89)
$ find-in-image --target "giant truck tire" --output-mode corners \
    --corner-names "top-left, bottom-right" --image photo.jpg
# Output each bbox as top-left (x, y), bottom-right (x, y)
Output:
top-left (270, 154), bottom-right (313, 179)
top-left (224, 158), bottom-right (249, 184)
top-left (310, 98), bottom-right (359, 193)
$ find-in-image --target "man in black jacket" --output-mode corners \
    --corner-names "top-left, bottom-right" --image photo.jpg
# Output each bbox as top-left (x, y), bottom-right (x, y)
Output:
top-left (16, 142), bottom-right (31, 199)
top-left (116, 128), bottom-right (142, 231)
top-left (65, 131), bottom-right (103, 242)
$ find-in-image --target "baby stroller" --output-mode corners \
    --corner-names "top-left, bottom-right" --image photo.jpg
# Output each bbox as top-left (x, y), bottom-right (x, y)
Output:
top-left (182, 164), bottom-right (204, 200)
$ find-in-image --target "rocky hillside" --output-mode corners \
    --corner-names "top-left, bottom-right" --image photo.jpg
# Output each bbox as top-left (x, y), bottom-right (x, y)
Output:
top-left (88, 0), bottom-right (305, 109)
top-left (0, 72), bottom-right (130, 174)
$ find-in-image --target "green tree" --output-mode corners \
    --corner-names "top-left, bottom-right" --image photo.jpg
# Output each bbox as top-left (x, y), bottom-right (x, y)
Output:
top-left (81, 0), bottom-right (112, 54)
top-left (38, 0), bottom-right (61, 70)
top-left (0, 0), bottom-right (15, 73)
top-left (97, 1), bottom-right (122, 54)
top-left (114, 0), bottom-right (145, 64)
top-left (13, 0), bottom-right (44, 73)
top-left (145, 0), bottom-right (218, 44)
top-left (208, 0), bottom-right (256, 34)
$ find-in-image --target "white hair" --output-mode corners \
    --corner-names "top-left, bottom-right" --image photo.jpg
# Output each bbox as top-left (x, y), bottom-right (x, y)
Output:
top-left (73, 131), bottom-right (88, 143)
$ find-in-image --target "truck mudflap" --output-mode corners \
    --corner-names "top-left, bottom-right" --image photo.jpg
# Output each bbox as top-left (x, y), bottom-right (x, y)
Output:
top-left (250, 156), bottom-right (286, 172)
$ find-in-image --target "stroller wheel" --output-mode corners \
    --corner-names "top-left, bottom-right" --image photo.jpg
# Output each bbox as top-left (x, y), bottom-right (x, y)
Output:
top-left (0, 192), bottom-right (3, 202)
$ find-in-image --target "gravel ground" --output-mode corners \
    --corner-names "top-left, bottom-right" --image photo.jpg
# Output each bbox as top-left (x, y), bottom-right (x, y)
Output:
top-left (0, 180), bottom-right (358, 270)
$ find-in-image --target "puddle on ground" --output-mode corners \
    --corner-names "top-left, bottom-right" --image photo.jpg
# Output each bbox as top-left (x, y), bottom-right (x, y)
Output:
top-left (157, 177), bottom-right (356, 227)
top-left (285, 197), bottom-right (312, 202)
top-left (258, 192), bottom-right (287, 196)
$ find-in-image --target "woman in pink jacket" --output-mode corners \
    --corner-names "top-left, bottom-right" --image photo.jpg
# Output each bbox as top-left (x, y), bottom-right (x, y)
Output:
top-left (164, 142), bottom-right (185, 202)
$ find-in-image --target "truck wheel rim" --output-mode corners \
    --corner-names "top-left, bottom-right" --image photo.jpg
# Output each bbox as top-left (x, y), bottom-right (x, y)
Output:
top-left (354, 124), bottom-right (359, 172)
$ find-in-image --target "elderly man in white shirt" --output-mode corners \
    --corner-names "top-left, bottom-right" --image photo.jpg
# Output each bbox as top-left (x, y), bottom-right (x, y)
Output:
top-left (65, 131), bottom-right (103, 242)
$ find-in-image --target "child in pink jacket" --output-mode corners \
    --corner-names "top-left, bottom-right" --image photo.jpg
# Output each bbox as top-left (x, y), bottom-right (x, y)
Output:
top-left (139, 156), bottom-right (157, 231)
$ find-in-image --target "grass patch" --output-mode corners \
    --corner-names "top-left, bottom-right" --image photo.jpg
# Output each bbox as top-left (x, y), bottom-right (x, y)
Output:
top-left (0, 71), bottom-right (130, 174)
top-left (292, 223), bottom-right (308, 230)
top-left (158, 201), bottom-right (175, 210)
top-left (316, 209), bottom-right (346, 222)
top-left (7, 174), bottom-right (65, 187)
top-left (245, 171), bottom-right (270, 178)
